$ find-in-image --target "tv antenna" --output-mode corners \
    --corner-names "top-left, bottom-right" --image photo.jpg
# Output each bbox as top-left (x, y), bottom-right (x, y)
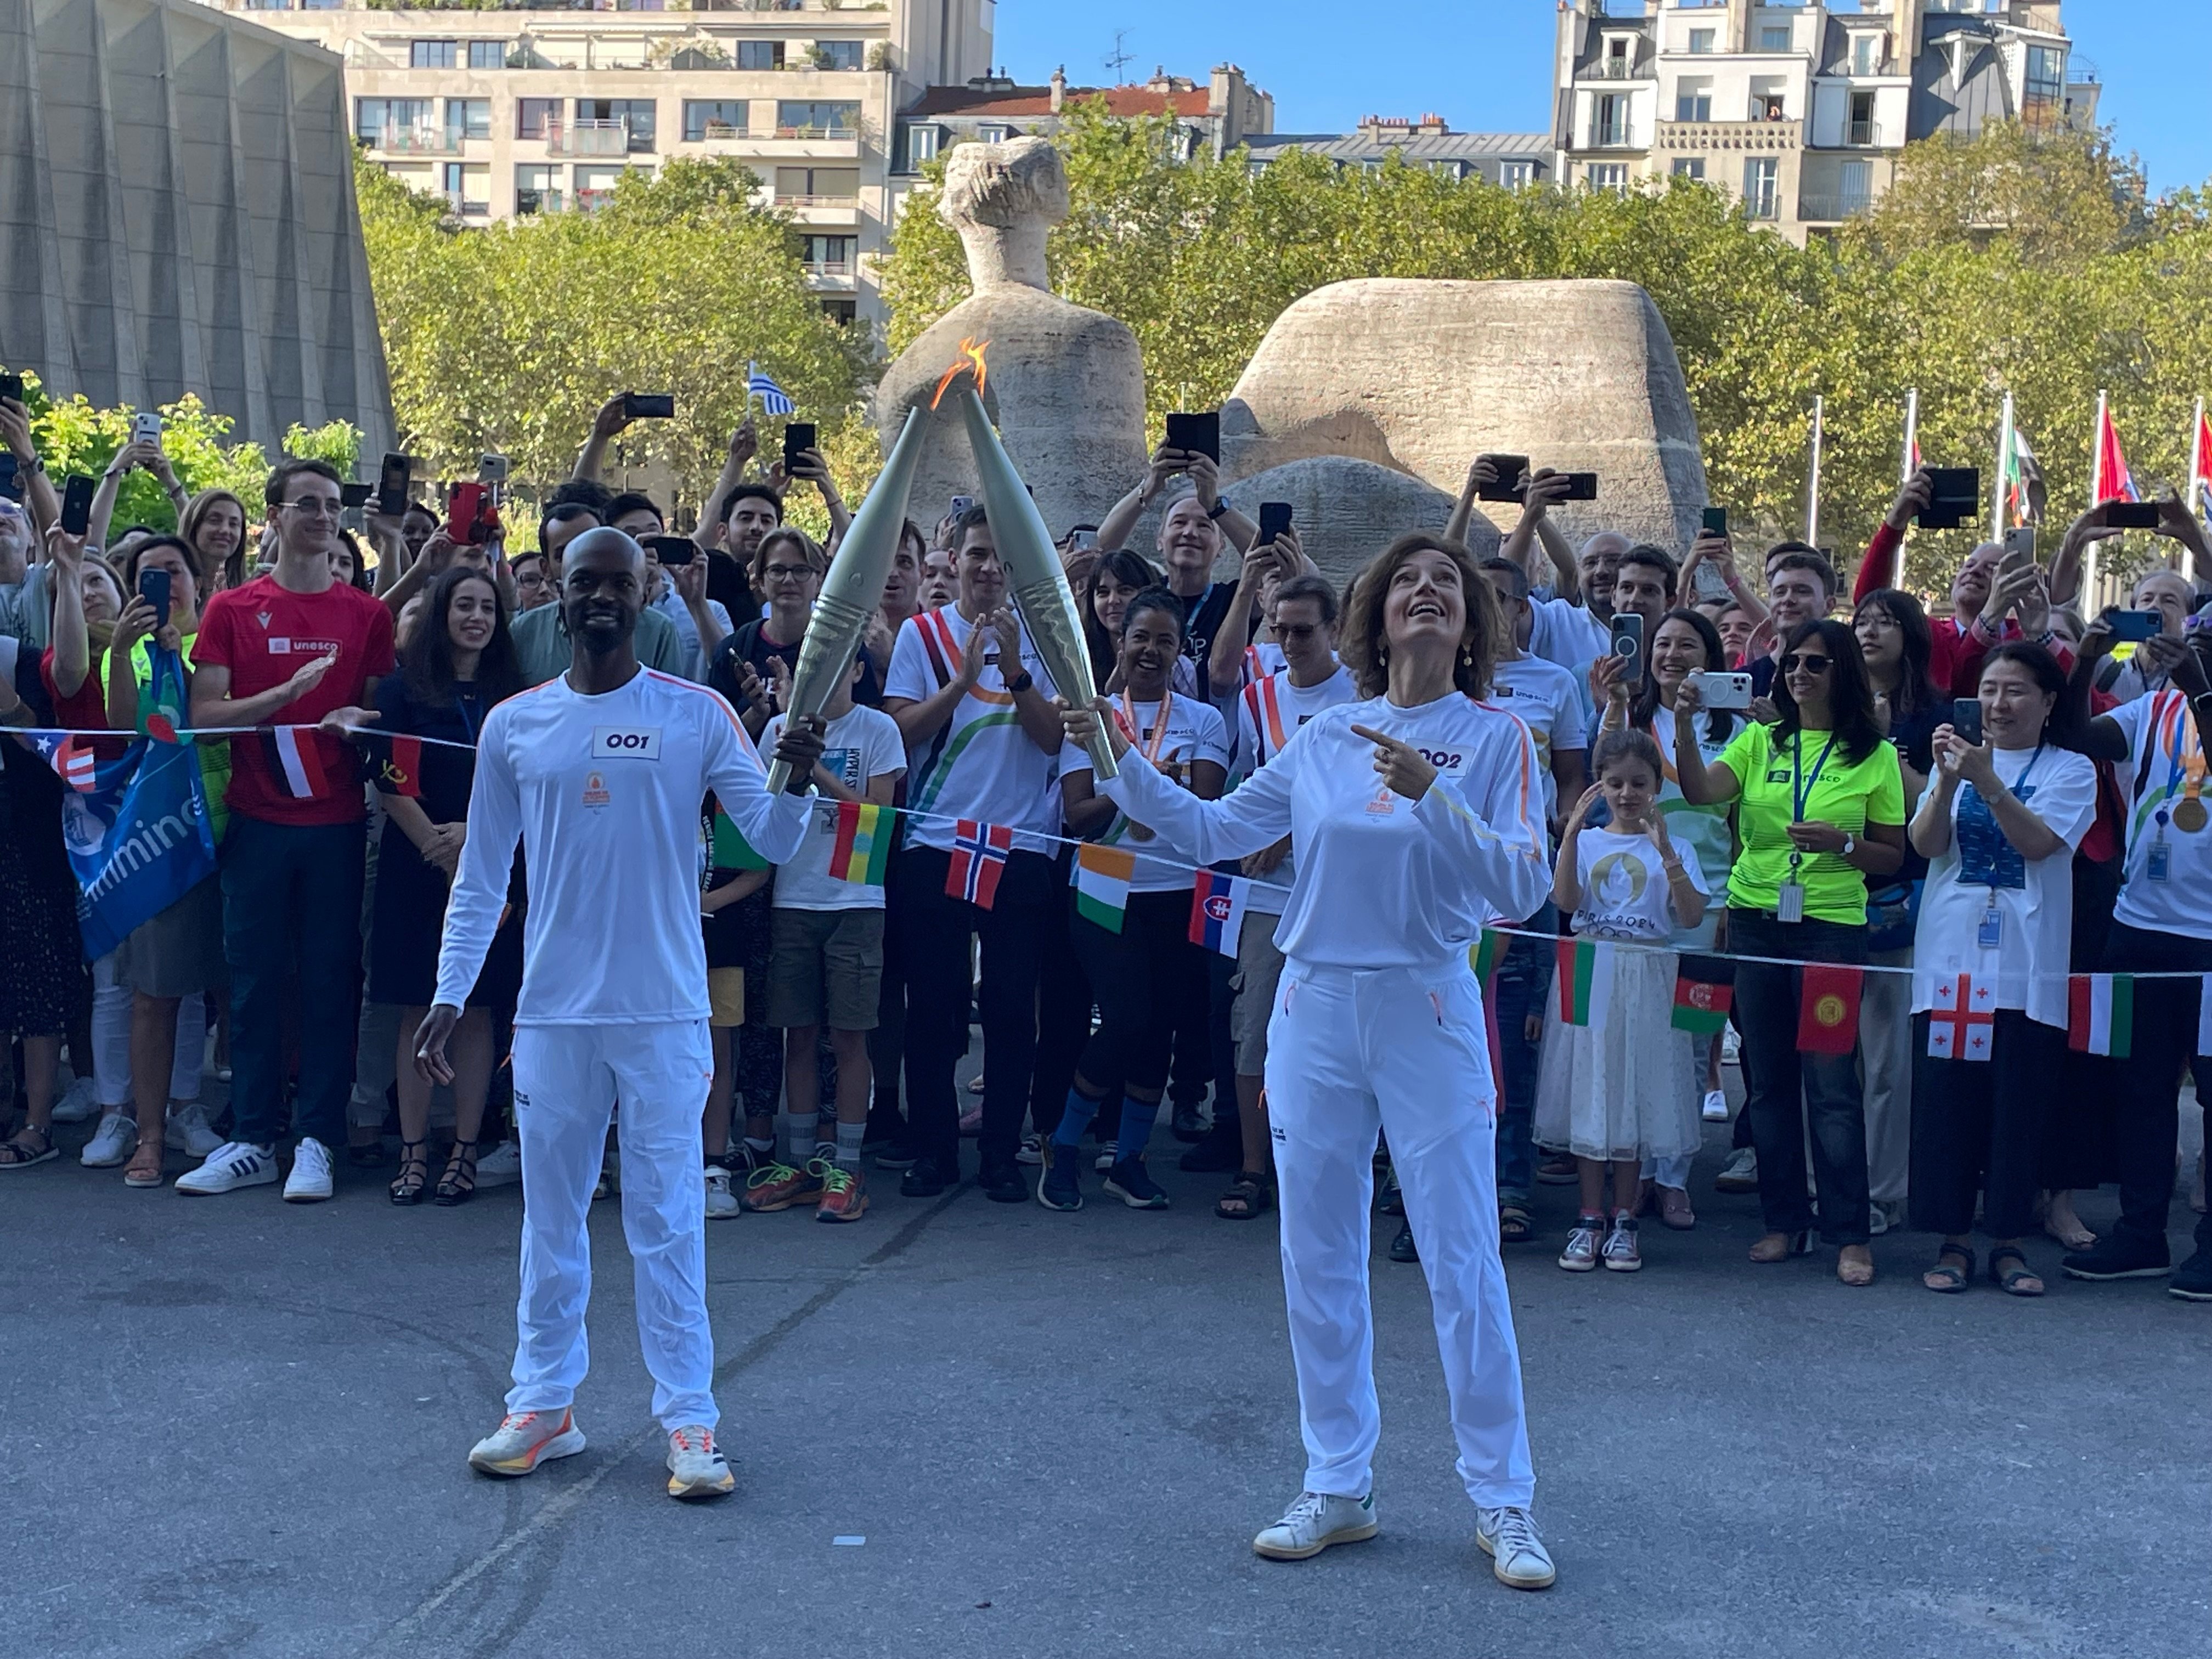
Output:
top-left (1104, 30), bottom-right (1134, 81)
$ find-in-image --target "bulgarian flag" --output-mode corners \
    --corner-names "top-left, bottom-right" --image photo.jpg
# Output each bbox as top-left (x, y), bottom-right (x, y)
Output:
top-left (2066, 973), bottom-right (2133, 1058)
top-left (1470, 927), bottom-right (1506, 984)
top-left (1554, 938), bottom-right (1611, 1028)
top-left (1072, 844), bottom-right (1136, 933)
top-left (1670, 974), bottom-right (1733, 1035)
top-left (825, 800), bottom-right (892, 887)
top-left (710, 801), bottom-right (770, 871)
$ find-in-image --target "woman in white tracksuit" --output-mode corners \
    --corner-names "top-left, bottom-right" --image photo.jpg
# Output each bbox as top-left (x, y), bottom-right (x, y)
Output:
top-left (1065, 531), bottom-right (1558, 1590)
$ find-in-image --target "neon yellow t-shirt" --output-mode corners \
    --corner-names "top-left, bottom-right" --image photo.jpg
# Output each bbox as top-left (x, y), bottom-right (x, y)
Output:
top-left (1717, 723), bottom-right (1904, 925)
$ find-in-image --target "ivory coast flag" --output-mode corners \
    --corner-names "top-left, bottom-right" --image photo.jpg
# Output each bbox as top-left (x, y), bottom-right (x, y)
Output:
top-left (1554, 938), bottom-right (1611, 1028)
top-left (2067, 973), bottom-right (2133, 1058)
top-left (826, 800), bottom-right (892, 887)
top-left (1073, 844), bottom-right (1136, 934)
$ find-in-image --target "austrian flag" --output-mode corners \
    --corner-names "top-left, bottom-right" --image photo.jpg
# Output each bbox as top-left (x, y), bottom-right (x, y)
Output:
top-left (261, 726), bottom-right (329, 800)
top-left (1927, 973), bottom-right (1996, 1062)
top-left (946, 819), bottom-right (1012, 909)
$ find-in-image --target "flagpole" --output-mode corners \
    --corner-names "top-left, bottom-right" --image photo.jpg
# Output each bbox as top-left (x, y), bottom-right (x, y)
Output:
top-left (2192, 394), bottom-right (2207, 585)
top-left (2087, 388), bottom-right (2108, 606)
top-left (1902, 388), bottom-right (1918, 485)
top-left (1994, 391), bottom-right (2013, 536)
top-left (1805, 394), bottom-right (1823, 547)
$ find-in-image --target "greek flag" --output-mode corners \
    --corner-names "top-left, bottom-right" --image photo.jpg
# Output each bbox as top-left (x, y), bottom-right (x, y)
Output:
top-left (747, 362), bottom-right (795, 417)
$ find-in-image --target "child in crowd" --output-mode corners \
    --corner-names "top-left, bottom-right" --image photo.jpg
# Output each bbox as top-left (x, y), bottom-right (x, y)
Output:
top-left (1534, 731), bottom-right (1709, 1273)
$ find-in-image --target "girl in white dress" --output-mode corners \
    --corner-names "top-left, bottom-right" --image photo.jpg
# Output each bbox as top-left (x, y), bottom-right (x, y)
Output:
top-left (1534, 730), bottom-right (1709, 1272)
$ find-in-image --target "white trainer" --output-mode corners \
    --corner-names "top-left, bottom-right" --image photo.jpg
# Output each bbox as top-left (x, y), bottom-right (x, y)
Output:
top-left (51, 1076), bottom-right (100, 1124)
top-left (174, 1141), bottom-right (279, 1195)
top-left (665, 1426), bottom-right (735, 1500)
top-left (164, 1102), bottom-right (223, 1159)
top-left (1476, 1505), bottom-right (1556, 1589)
top-left (282, 1137), bottom-right (335, 1203)
top-left (1092, 1139), bottom-right (1118, 1173)
top-left (474, 1140), bottom-right (522, 1188)
top-left (469, 1408), bottom-right (585, 1477)
top-left (704, 1165), bottom-right (738, 1219)
top-left (1015, 1133), bottom-right (1043, 1166)
top-left (1700, 1088), bottom-right (1730, 1122)
top-left (1252, 1490), bottom-right (1379, 1560)
top-left (81, 1111), bottom-right (137, 1167)
top-left (1714, 1146), bottom-right (1759, 1192)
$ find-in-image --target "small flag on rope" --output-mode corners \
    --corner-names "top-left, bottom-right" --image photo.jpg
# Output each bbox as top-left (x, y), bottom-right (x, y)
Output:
top-left (1670, 974), bottom-right (1733, 1035)
top-left (2066, 973), bottom-right (2133, 1058)
top-left (825, 800), bottom-right (892, 887)
top-left (259, 726), bottom-right (329, 800)
top-left (747, 361), bottom-right (796, 417)
top-left (710, 803), bottom-right (771, 872)
top-left (946, 818), bottom-right (1012, 909)
top-left (1188, 870), bottom-right (1249, 955)
top-left (358, 732), bottom-right (423, 798)
top-left (1073, 844), bottom-right (1136, 933)
top-left (1926, 972), bottom-right (1996, 1062)
top-left (29, 731), bottom-right (98, 792)
top-left (1796, 964), bottom-right (1864, 1055)
top-left (1554, 938), bottom-right (1610, 1029)
top-left (1470, 927), bottom-right (1506, 984)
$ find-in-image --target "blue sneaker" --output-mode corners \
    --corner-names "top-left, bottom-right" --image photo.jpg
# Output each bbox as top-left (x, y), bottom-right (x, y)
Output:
top-left (1036, 1142), bottom-right (1083, 1211)
top-left (1104, 1157), bottom-right (1169, 1211)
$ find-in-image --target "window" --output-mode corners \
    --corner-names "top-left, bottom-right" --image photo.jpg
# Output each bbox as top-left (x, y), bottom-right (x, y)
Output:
top-left (819, 299), bottom-right (858, 325)
top-left (1602, 36), bottom-right (1630, 75)
top-left (818, 40), bottom-right (862, 71)
top-left (1498, 160), bottom-right (1533, 191)
top-left (1586, 163), bottom-right (1628, 195)
top-left (2023, 44), bottom-right (2063, 125)
top-left (1759, 25), bottom-right (1790, 53)
top-left (1849, 32), bottom-right (1882, 77)
top-left (1847, 91), bottom-right (1877, 146)
top-left (577, 98), bottom-right (657, 153)
top-left (1687, 28), bottom-right (1716, 55)
top-left (1590, 93), bottom-right (1628, 148)
top-left (905, 123), bottom-right (942, 167)
top-left (774, 166), bottom-right (859, 204)
top-left (683, 101), bottom-right (749, 141)
top-left (1839, 159), bottom-right (1872, 215)
top-left (468, 40), bottom-right (507, 71)
top-left (445, 99), bottom-right (490, 144)
top-left (515, 163), bottom-right (561, 215)
top-left (1674, 78), bottom-right (1712, 122)
top-left (410, 40), bottom-right (456, 70)
top-left (777, 100), bottom-right (860, 137)
top-left (738, 41), bottom-right (784, 71)
top-left (1672, 157), bottom-right (1705, 181)
top-left (356, 98), bottom-right (433, 147)
top-left (1743, 156), bottom-right (1778, 219)
top-left (516, 98), bottom-right (560, 140)
top-left (978, 122), bottom-right (1012, 144)
top-left (441, 162), bottom-right (489, 217)
top-left (1753, 90), bottom-right (1786, 122)
top-left (801, 234), bottom-right (857, 274)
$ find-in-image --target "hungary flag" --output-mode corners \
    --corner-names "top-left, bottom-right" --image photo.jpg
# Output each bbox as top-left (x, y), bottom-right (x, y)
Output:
top-left (2067, 973), bottom-right (2133, 1058)
top-left (1554, 938), bottom-right (1610, 1028)
top-left (1670, 975), bottom-right (1733, 1034)
top-left (825, 800), bottom-right (891, 887)
top-left (1073, 844), bottom-right (1136, 934)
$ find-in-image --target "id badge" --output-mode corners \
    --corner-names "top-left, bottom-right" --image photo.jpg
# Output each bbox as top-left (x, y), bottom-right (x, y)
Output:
top-left (1776, 880), bottom-right (1806, 924)
top-left (2147, 839), bottom-right (2172, 884)
top-left (1977, 904), bottom-right (2003, 950)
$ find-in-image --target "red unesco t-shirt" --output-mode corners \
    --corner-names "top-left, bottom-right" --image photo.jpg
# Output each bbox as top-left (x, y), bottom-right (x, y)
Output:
top-left (194, 574), bottom-right (396, 827)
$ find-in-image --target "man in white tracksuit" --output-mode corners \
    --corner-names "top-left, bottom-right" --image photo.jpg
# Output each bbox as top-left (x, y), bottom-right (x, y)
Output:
top-left (1072, 533), bottom-right (1560, 1589)
top-left (416, 528), bottom-right (822, 1501)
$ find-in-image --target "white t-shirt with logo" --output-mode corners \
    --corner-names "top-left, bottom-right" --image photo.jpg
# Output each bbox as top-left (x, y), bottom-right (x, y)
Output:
top-left (2109, 688), bottom-right (2212, 941)
top-left (1566, 824), bottom-right (1709, 943)
top-left (1234, 665), bottom-right (1359, 915)
top-left (1489, 653), bottom-right (1585, 822)
top-left (1528, 596), bottom-right (1611, 672)
top-left (1910, 744), bottom-right (2097, 1029)
top-left (761, 704), bottom-right (907, 912)
top-left (1060, 691), bottom-right (1230, 893)
top-left (885, 604), bottom-right (1061, 856)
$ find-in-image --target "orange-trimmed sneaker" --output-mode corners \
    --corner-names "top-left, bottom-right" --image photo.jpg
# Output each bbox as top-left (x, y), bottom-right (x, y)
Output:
top-left (467, 1408), bottom-right (585, 1477)
top-left (665, 1426), bottom-right (735, 1500)
top-left (815, 1163), bottom-right (868, 1222)
top-left (740, 1158), bottom-right (825, 1213)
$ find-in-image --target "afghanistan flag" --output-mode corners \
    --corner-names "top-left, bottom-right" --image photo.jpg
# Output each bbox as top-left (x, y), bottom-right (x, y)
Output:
top-left (1554, 938), bottom-right (1610, 1029)
top-left (825, 800), bottom-right (891, 887)
top-left (1073, 844), bottom-right (1136, 934)
top-left (1796, 964), bottom-right (1863, 1055)
top-left (1670, 975), bottom-right (1733, 1035)
top-left (2067, 973), bottom-right (2133, 1058)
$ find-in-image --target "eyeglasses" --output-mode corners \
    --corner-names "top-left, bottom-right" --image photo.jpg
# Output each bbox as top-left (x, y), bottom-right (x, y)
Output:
top-left (281, 499), bottom-right (342, 520)
top-left (1277, 623), bottom-right (1325, 641)
top-left (762, 563), bottom-right (815, 582)
top-left (1781, 652), bottom-right (1832, 674)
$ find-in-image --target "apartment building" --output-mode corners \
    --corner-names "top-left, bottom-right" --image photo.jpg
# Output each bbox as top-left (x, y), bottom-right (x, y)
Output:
top-left (1554, 1), bottom-right (2099, 244)
top-left (204, 0), bottom-right (995, 330)
top-left (1242, 115), bottom-right (1551, 189)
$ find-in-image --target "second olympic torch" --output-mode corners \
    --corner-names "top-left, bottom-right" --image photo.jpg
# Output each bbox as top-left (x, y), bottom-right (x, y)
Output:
top-left (937, 343), bottom-right (1115, 780)
top-left (765, 405), bottom-right (932, 795)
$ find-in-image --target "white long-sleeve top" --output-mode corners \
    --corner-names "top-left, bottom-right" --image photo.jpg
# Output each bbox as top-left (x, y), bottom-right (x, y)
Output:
top-left (1100, 691), bottom-right (1550, 971)
top-left (434, 667), bottom-right (810, 1024)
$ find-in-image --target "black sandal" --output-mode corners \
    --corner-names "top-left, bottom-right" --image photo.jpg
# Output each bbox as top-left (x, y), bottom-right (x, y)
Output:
top-left (435, 1138), bottom-right (479, 1207)
top-left (1215, 1172), bottom-right (1275, 1221)
top-left (0, 1124), bottom-right (57, 1168)
top-left (388, 1139), bottom-right (429, 1206)
top-left (1499, 1203), bottom-right (1535, 1245)
top-left (1987, 1244), bottom-right (2045, 1298)
top-left (1922, 1242), bottom-right (1974, 1293)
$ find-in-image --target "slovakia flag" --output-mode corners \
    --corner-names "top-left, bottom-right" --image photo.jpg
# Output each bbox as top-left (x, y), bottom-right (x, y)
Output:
top-left (1188, 870), bottom-right (1249, 957)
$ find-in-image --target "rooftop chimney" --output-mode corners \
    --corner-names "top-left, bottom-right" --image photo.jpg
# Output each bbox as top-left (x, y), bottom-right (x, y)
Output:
top-left (1049, 65), bottom-right (1065, 113)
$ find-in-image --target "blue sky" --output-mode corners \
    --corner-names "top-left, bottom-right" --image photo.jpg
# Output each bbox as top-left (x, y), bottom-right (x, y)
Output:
top-left (994, 1), bottom-right (2211, 195)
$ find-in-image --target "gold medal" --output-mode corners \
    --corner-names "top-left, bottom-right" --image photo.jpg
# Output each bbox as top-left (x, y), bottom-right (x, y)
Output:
top-left (2174, 796), bottom-right (2209, 833)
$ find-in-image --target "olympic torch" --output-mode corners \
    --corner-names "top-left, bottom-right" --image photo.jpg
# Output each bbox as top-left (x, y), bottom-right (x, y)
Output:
top-left (765, 405), bottom-right (932, 795)
top-left (933, 341), bottom-right (1116, 780)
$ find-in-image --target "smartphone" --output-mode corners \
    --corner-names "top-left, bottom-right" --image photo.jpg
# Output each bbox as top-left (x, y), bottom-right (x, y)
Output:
top-left (139, 567), bottom-right (172, 630)
top-left (1687, 669), bottom-right (1753, 710)
top-left (1950, 696), bottom-right (1984, 747)
top-left (446, 481), bottom-right (488, 545)
top-left (477, 453), bottom-right (509, 486)
top-left (2001, 525), bottom-right (2036, 567)
top-left (624, 392), bottom-right (675, 420)
top-left (1609, 611), bottom-right (1644, 687)
top-left (646, 533), bottom-right (697, 567)
top-left (1559, 472), bottom-right (1599, 501)
top-left (377, 452), bottom-right (412, 516)
top-left (59, 473), bottom-right (94, 535)
top-left (1917, 467), bottom-right (1980, 529)
top-left (0, 453), bottom-right (18, 501)
top-left (949, 494), bottom-right (973, 518)
top-left (782, 421), bottom-right (816, 472)
top-left (1701, 506), bottom-right (1728, 537)
top-left (340, 481), bottom-right (374, 509)
top-left (1257, 501), bottom-right (1294, 543)
top-left (1164, 410), bottom-right (1221, 465)
top-left (2106, 500), bottom-right (2161, 530)
top-left (132, 410), bottom-right (163, 445)
top-left (2109, 608), bottom-right (2162, 643)
top-left (1475, 454), bottom-right (1529, 503)
top-left (0, 373), bottom-right (21, 405)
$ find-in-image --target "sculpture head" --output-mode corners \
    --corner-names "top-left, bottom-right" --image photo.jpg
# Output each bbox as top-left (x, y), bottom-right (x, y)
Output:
top-left (939, 137), bottom-right (1068, 291)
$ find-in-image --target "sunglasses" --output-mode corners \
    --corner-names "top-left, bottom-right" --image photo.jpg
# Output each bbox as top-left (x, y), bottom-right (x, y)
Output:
top-left (1781, 652), bottom-right (1833, 675)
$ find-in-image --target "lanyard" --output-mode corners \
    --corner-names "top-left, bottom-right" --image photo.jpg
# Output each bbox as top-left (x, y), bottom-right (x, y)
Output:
top-left (2155, 698), bottom-right (2204, 832)
top-left (1966, 742), bottom-right (2042, 900)
top-left (1115, 692), bottom-right (1174, 764)
top-left (452, 689), bottom-right (484, 747)
top-left (1789, 731), bottom-right (1839, 824)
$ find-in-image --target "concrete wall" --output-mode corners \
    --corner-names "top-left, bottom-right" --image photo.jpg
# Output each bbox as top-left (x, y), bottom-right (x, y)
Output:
top-left (0, 0), bottom-right (392, 459)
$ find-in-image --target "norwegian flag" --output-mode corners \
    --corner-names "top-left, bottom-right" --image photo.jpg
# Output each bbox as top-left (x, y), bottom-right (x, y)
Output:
top-left (945, 819), bottom-right (1013, 910)
top-left (260, 725), bottom-right (330, 800)
top-left (1926, 973), bottom-right (1997, 1062)
top-left (28, 731), bottom-right (98, 792)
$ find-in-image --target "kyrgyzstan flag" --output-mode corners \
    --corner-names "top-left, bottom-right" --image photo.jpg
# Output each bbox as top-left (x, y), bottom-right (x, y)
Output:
top-left (1796, 964), bottom-right (1864, 1055)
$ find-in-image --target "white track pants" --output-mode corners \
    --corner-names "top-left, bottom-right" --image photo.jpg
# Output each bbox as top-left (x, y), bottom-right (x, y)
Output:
top-left (1266, 960), bottom-right (1535, 1510)
top-left (507, 1020), bottom-right (718, 1434)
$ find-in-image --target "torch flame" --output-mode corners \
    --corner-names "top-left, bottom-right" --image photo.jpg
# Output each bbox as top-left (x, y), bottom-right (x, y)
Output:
top-left (929, 337), bottom-right (991, 410)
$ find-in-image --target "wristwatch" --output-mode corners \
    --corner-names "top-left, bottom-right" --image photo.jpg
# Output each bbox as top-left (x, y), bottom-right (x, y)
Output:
top-left (1841, 834), bottom-right (1858, 858)
top-left (1206, 496), bottom-right (1232, 522)
top-left (1005, 670), bottom-right (1034, 695)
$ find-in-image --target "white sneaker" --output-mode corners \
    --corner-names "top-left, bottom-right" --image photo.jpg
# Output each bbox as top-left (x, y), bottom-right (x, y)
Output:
top-left (665, 1426), bottom-right (735, 1500)
top-left (165, 1102), bottom-right (223, 1159)
top-left (1559, 1215), bottom-right (1602, 1272)
top-left (1252, 1489), bottom-right (1378, 1560)
top-left (282, 1136), bottom-right (335, 1203)
top-left (1600, 1215), bottom-right (1643, 1272)
top-left (469, 1408), bottom-right (585, 1477)
top-left (1720, 1027), bottom-right (1740, 1064)
top-left (81, 1111), bottom-right (137, 1167)
top-left (1092, 1139), bottom-right (1118, 1173)
top-left (1015, 1132), bottom-right (1043, 1166)
top-left (704, 1165), bottom-right (738, 1219)
top-left (1700, 1088), bottom-right (1729, 1122)
top-left (1869, 1199), bottom-right (1902, 1237)
top-left (1714, 1146), bottom-right (1759, 1192)
top-left (474, 1140), bottom-right (522, 1189)
top-left (51, 1076), bottom-right (100, 1124)
top-left (175, 1141), bottom-right (279, 1195)
top-left (1476, 1505), bottom-right (1556, 1589)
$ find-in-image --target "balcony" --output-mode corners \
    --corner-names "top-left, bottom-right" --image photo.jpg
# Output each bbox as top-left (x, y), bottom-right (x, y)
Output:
top-left (1656, 119), bottom-right (1801, 154)
top-left (1587, 58), bottom-right (1648, 82)
top-left (371, 127), bottom-right (459, 155)
top-left (804, 258), bottom-right (855, 280)
top-left (575, 189), bottom-right (614, 213)
top-left (777, 193), bottom-right (857, 209)
top-left (1798, 190), bottom-right (1874, 224)
top-left (1842, 119), bottom-right (1884, 148)
top-left (515, 188), bottom-right (564, 216)
top-left (690, 122), bottom-right (752, 141)
top-left (545, 121), bottom-right (630, 157)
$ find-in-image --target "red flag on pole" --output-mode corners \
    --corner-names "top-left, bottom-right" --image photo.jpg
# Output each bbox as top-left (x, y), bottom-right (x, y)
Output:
top-left (2093, 399), bottom-right (2139, 504)
top-left (1796, 966), bottom-right (1864, 1056)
